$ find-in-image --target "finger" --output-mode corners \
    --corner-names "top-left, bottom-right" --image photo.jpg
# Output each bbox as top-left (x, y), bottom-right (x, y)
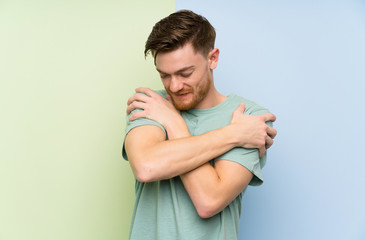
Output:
top-left (261, 113), bottom-right (276, 122)
top-left (127, 94), bottom-right (138, 105)
top-left (232, 103), bottom-right (245, 118)
top-left (127, 94), bottom-right (148, 105)
top-left (126, 101), bottom-right (147, 114)
top-left (129, 111), bottom-right (148, 121)
top-left (259, 146), bottom-right (266, 158)
top-left (266, 126), bottom-right (277, 139)
top-left (135, 87), bottom-right (157, 98)
top-left (265, 135), bottom-right (274, 149)
top-left (236, 103), bottom-right (246, 113)
top-left (126, 95), bottom-right (134, 105)
top-left (127, 93), bottom-right (150, 105)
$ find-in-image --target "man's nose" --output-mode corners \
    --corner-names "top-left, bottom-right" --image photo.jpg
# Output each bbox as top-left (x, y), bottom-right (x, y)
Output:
top-left (169, 76), bottom-right (183, 93)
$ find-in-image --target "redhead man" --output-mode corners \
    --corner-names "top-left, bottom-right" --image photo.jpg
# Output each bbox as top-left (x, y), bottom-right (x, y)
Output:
top-left (123, 10), bottom-right (277, 240)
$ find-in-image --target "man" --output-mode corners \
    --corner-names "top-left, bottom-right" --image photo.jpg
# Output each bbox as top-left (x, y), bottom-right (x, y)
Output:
top-left (123, 10), bottom-right (277, 240)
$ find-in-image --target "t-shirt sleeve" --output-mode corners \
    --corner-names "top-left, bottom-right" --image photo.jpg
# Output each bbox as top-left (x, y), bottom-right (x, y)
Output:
top-left (214, 105), bottom-right (273, 186)
top-left (122, 107), bottom-right (166, 161)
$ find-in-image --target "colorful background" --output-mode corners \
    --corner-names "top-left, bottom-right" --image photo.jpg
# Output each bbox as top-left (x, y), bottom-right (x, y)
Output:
top-left (1, 0), bottom-right (364, 240)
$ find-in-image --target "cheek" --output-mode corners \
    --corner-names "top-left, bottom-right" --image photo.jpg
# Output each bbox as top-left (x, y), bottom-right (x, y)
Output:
top-left (190, 72), bottom-right (205, 86)
top-left (162, 79), bottom-right (170, 89)
top-left (195, 71), bottom-right (209, 88)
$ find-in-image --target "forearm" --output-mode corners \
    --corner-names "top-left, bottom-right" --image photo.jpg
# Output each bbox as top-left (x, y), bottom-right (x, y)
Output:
top-left (180, 160), bottom-right (253, 218)
top-left (180, 164), bottom-right (224, 218)
top-left (125, 124), bottom-right (239, 182)
top-left (167, 121), bottom-right (224, 212)
top-left (166, 122), bottom-right (244, 218)
top-left (165, 119), bottom-right (252, 218)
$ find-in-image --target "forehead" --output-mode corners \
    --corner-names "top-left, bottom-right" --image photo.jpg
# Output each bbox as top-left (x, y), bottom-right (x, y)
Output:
top-left (155, 43), bottom-right (206, 73)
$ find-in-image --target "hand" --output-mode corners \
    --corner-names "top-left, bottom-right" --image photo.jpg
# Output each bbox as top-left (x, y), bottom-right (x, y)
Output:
top-left (230, 103), bottom-right (277, 157)
top-left (127, 87), bottom-right (188, 137)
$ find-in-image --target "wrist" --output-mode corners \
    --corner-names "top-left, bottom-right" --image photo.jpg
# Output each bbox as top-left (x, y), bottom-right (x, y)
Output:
top-left (222, 124), bottom-right (243, 148)
top-left (164, 115), bottom-right (190, 139)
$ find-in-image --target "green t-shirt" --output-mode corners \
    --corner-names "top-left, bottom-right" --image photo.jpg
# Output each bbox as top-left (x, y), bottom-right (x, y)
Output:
top-left (122, 90), bottom-right (271, 240)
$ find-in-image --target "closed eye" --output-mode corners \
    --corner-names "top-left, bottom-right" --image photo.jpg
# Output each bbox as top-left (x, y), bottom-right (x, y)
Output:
top-left (160, 74), bottom-right (169, 79)
top-left (180, 72), bottom-right (193, 78)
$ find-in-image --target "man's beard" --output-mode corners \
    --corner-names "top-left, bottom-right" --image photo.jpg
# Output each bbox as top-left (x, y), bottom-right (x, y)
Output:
top-left (166, 78), bottom-right (211, 111)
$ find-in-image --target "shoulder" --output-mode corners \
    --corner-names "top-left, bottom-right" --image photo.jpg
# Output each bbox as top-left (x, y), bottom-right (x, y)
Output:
top-left (154, 89), bottom-right (167, 98)
top-left (129, 89), bottom-right (167, 99)
top-left (124, 89), bottom-right (167, 141)
top-left (230, 93), bottom-right (270, 116)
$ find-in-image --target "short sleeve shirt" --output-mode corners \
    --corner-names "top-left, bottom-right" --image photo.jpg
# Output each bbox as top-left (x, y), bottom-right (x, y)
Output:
top-left (122, 90), bottom-right (271, 240)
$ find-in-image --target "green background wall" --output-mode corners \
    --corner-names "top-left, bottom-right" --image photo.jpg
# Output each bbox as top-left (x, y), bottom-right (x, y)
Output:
top-left (0, 1), bottom-right (174, 239)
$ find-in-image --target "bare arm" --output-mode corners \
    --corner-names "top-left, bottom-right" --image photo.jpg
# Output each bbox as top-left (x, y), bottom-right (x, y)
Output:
top-left (125, 87), bottom-right (276, 185)
top-left (125, 122), bottom-right (244, 182)
top-left (173, 105), bottom-right (260, 218)
top-left (180, 161), bottom-right (253, 218)
top-left (127, 125), bottom-right (249, 218)
top-left (126, 88), bottom-right (276, 153)
top-left (125, 87), bottom-right (276, 217)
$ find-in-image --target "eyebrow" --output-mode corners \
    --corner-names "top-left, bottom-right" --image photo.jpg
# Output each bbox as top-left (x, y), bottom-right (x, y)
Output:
top-left (156, 66), bottom-right (195, 75)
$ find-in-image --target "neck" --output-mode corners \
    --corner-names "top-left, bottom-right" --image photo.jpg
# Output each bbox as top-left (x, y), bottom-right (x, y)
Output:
top-left (195, 85), bottom-right (227, 109)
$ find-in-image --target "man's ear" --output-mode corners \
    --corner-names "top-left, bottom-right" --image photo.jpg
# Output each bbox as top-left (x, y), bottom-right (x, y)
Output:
top-left (208, 48), bottom-right (220, 70)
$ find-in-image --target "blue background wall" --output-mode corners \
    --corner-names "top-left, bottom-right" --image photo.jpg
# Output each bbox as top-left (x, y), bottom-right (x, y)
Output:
top-left (176, 1), bottom-right (365, 239)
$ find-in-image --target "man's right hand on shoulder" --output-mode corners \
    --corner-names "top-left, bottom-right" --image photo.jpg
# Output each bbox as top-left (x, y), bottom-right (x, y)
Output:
top-left (126, 87), bottom-right (189, 139)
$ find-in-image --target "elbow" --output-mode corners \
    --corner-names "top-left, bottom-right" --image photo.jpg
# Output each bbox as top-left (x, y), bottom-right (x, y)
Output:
top-left (131, 160), bottom-right (158, 183)
top-left (133, 166), bottom-right (154, 183)
top-left (134, 171), bottom-right (153, 183)
top-left (195, 199), bottom-right (222, 219)
top-left (197, 209), bottom-right (215, 219)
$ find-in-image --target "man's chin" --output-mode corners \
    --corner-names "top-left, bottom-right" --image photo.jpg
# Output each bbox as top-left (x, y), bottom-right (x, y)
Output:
top-left (173, 103), bottom-right (190, 111)
top-left (172, 100), bottom-right (196, 111)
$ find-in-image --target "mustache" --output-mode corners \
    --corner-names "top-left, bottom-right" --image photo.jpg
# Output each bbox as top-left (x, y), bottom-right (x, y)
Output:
top-left (170, 89), bottom-right (193, 95)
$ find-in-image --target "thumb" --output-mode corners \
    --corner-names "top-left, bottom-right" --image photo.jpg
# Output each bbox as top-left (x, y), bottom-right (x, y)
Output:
top-left (232, 103), bottom-right (245, 119)
top-left (236, 103), bottom-right (245, 113)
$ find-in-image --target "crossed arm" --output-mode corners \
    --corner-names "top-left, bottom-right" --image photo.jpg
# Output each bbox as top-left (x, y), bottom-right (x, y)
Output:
top-left (124, 88), bottom-right (277, 218)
